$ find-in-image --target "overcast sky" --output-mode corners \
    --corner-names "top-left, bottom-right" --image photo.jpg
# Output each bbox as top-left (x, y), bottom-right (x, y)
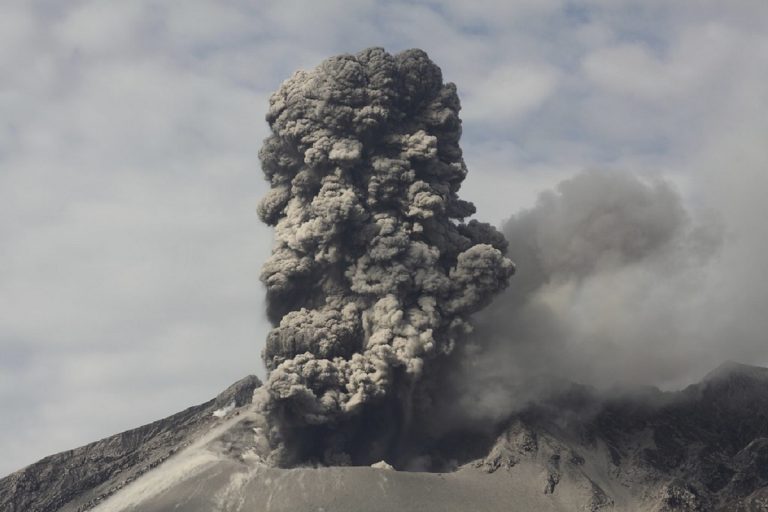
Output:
top-left (1, 0), bottom-right (767, 477)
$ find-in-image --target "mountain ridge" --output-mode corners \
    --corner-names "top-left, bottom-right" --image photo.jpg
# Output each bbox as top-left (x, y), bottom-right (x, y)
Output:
top-left (0, 375), bottom-right (261, 512)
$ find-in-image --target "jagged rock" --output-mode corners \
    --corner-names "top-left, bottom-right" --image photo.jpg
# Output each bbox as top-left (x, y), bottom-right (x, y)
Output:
top-left (213, 375), bottom-right (262, 410)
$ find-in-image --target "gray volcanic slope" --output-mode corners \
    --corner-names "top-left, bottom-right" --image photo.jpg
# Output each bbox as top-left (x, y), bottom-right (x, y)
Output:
top-left (4, 363), bottom-right (768, 512)
top-left (0, 376), bottom-right (262, 512)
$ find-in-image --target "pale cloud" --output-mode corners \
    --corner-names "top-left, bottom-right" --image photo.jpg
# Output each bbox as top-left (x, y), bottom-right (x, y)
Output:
top-left (434, 0), bottom-right (563, 27)
top-left (160, 1), bottom-right (261, 47)
top-left (461, 63), bottom-right (561, 122)
top-left (582, 24), bottom-right (750, 101)
top-left (0, 5), bottom-right (37, 67)
top-left (54, 1), bottom-right (147, 56)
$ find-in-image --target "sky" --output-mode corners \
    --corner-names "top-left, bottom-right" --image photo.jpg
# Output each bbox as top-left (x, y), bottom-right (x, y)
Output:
top-left (1, 0), bottom-right (767, 477)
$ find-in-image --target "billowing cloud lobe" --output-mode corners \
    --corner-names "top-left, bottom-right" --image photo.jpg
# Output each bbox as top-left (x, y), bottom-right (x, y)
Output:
top-left (255, 47), bottom-right (514, 466)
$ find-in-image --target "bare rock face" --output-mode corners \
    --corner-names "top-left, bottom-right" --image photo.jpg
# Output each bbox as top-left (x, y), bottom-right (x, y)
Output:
top-left (0, 375), bottom-right (261, 512)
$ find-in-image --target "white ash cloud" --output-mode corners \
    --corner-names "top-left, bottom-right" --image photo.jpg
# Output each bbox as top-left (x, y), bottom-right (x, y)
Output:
top-left (256, 47), bottom-right (514, 466)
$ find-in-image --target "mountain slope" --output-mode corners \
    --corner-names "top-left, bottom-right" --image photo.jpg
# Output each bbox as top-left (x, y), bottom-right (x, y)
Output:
top-left (0, 376), bottom-right (261, 512)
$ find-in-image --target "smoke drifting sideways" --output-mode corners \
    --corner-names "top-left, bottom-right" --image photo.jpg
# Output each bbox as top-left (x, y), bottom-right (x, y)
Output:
top-left (255, 48), bottom-right (514, 467)
top-left (428, 169), bottom-right (723, 433)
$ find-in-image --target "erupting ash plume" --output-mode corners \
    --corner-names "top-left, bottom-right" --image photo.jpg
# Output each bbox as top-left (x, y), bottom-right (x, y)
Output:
top-left (255, 47), bottom-right (514, 467)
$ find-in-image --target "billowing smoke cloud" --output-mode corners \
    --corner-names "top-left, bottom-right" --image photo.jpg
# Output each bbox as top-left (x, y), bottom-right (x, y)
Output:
top-left (255, 48), bottom-right (514, 467)
top-left (429, 169), bottom-right (723, 430)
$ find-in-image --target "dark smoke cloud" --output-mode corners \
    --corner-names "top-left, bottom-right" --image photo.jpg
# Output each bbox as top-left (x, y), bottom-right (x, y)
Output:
top-left (255, 48), bottom-right (513, 467)
top-left (431, 169), bottom-right (723, 430)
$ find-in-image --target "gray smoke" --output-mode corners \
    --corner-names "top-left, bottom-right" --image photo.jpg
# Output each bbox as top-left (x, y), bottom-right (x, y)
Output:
top-left (430, 169), bottom-right (723, 430)
top-left (255, 48), bottom-right (514, 467)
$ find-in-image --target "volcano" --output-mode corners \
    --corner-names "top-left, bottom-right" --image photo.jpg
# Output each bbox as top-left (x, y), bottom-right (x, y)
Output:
top-left (3, 362), bottom-right (768, 512)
